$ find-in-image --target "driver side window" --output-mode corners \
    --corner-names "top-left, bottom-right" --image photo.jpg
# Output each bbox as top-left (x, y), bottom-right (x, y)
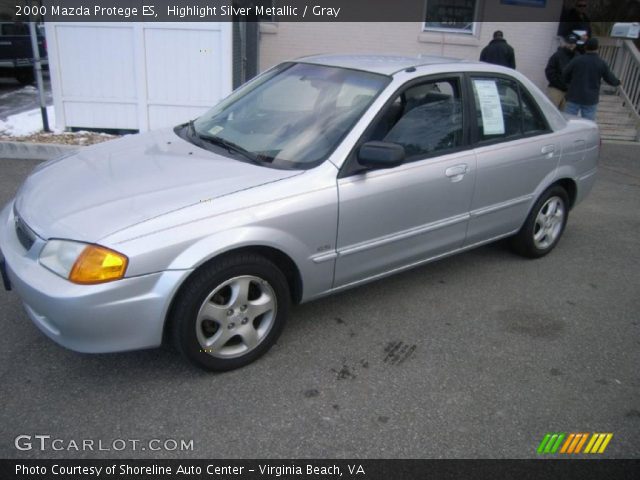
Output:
top-left (365, 77), bottom-right (464, 160)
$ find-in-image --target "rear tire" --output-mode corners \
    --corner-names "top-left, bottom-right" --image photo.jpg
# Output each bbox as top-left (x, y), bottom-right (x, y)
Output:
top-left (170, 253), bottom-right (290, 371)
top-left (511, 186), bottom-right (569, 258)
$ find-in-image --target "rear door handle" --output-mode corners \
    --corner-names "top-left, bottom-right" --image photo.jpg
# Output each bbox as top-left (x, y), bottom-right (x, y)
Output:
top-left (445, 164), bottom-right (468, 182)
top-left (541, 144), bottom-right (556, 157)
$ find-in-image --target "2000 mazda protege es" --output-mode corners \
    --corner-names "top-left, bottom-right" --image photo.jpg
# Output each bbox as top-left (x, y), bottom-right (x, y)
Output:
top-left (0, 55), bottom-right (599, 371)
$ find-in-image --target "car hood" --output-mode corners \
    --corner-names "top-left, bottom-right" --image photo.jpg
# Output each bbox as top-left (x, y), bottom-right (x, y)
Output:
top-left (14, 129), bottom-right (301, 242)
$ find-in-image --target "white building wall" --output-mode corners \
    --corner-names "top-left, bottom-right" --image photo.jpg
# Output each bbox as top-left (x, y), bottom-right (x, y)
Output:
top-left (46, 22), bottom-right (233, 132)
top-left (259, 21), bottom-right (562, 90)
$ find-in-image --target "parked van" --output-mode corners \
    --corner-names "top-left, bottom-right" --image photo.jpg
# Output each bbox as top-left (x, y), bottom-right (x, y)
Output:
top-left (0, 22), bottom-right (47, 84)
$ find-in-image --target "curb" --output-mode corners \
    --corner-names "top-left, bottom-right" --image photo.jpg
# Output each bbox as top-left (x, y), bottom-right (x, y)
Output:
top-left (0, 141), bottom-right (81, 160)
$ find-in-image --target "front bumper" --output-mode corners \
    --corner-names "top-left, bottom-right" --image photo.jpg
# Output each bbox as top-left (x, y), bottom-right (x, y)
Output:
top-left (0, 201), bottom-right (192, 353)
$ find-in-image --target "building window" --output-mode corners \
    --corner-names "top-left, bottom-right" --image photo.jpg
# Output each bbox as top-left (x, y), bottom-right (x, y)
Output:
top-left (424, 0), bottom-right (479, 34)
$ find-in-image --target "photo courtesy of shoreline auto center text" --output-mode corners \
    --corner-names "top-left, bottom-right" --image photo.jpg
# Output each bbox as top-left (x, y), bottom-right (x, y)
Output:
top-left (0, 0), bottom-right (639, 479)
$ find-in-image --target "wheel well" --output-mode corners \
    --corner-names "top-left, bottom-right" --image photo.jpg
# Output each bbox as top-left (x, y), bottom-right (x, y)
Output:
top-left (553, 178), bottom-right (577, 209)
top-left (162, 245), bottom-right (303, 345)
top-left (235, 246), bottom-right (304, 304)
top-left (196, 246), bottom-right (303, 302)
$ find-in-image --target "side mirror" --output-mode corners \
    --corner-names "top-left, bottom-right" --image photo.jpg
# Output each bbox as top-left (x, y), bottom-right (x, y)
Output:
top-left (357, 141), bottom-right (405, 170)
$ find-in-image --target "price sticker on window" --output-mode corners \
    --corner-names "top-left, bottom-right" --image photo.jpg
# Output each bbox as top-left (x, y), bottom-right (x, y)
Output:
top-left (473, 79), bottom-right (505, 135)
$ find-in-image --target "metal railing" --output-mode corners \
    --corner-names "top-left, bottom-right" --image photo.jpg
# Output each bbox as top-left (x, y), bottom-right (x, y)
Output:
top-left (599, 37), bottom-right (640, 140)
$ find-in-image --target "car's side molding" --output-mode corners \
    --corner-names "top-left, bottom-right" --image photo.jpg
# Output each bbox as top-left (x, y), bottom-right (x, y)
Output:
top-left (469, 194), bottom-right (534, 219)
top-left (306, 228), bottom-right (520, 302)
top-left (336, 213), bottom-right (469, 258)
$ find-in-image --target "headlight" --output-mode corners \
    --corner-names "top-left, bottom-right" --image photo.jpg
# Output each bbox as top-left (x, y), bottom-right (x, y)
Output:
top-left (39, 240), bottom-right (128, 284)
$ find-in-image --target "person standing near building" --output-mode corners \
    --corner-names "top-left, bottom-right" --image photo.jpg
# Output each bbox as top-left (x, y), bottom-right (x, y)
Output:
top-left (558, 0), bottom-right (592, 52)
top-left (562, 38), bottom-right (620, 121)
top-left (479, 31), bottom-right (516, 69)
top-left (545, 35), bottom-right (578, 110)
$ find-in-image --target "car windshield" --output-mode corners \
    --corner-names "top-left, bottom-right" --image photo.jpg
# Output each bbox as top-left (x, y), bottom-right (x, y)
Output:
top-left (192, 62), bottom-right (390, 169)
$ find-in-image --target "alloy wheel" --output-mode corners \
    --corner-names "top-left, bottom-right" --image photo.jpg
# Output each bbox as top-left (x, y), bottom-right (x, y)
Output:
top-left (533, 196), bottom-right (565, 250)
top-left (195, 275), bottom-right (277, 358)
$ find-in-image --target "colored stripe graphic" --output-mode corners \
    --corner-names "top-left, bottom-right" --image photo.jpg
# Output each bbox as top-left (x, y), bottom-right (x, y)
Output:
top-left (537, 434), bottom-right (552, 454)
top-left (539, 433), bottom-right (613, 454)
top-left (591, 434), bottom-right (606, 453)
top-left (545, 434), bottom-right (558, 453)
top-left (551, 433), bottom-right (565, 453)
top-left (584, 433), bottom-right (598, 453)
top-left (574, 433), bottom-right (589, 453)
top-left (567, 433), bottom-right (584, 454)
top-left (584, 433), bottom-right (613, 454)
top-left (537, 433), bottom-right (565, 454)
top-left (560, 433), bottom-right (575, 454)
top-left (597, 434), bottom-right (613, 453)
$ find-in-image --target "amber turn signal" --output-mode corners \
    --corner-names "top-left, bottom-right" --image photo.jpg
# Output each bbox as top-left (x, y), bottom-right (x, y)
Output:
top-left (69, 245), bottom-right (128, 284)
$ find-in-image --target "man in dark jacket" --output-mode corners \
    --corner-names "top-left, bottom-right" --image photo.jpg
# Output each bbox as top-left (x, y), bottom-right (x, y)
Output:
top-left (563, 37), bottom-right (620, 120)
top-left (480, 31), bottom-right (516, 69)
top-left (558, 0), bottom-right (592, 53)
top-left (545, 35), bottom-right (577, 110)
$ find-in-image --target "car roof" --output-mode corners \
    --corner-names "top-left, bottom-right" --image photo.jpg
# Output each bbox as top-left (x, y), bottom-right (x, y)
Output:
top-left (292, 54), bottom-right (567, 132)
top-left (297, 54), bottom-right (469, 76)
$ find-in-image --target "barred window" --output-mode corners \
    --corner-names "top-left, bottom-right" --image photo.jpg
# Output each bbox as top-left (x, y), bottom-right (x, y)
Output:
top-left (423, 0), bottom-right (478, 34)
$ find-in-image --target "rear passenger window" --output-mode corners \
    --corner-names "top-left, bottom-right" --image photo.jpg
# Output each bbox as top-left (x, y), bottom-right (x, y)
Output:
top-left (472, 77), bottom-right (521, 141)
top-left (471, 76), bottom-right (548, 142)
top-left (521, 90), bottom-right (547, 134)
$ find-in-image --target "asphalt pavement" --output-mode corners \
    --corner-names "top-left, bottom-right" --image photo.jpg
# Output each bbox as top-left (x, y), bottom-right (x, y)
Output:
top-left (0, 144), bottom-right (638, 459)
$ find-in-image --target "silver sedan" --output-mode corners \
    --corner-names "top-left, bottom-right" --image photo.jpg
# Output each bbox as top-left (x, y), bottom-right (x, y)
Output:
top-left (0, 55), bottom-right (599, 371)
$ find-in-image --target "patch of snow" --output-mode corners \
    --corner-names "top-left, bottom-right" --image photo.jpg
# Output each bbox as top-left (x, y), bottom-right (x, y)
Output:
top-left (0, 85), bottom-right (38, 100)
top-left (0, 105), bottom-right (61, 136)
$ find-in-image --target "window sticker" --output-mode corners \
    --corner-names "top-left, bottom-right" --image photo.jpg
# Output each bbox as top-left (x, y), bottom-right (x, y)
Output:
top-left (473, 79), bottom-right (505, 135)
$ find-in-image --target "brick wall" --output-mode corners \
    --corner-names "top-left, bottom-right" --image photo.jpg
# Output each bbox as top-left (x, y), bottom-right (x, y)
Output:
top-left (259, 22), bottom-right (562, 90)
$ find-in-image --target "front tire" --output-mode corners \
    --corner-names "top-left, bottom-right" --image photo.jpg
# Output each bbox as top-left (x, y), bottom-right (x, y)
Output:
top-left (170, 253), bottom-right (290, 371)
top-left (511, 186), bottom-right (569, 258)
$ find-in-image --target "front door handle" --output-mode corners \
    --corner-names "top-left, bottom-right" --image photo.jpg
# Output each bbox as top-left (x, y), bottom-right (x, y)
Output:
top-left (445, 164), bottom-right (468, 182)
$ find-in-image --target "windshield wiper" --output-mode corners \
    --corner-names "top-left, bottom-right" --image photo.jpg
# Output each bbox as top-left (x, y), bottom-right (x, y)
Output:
top-left (181, 121), bottom-right (260, 165)
top-left (197, 134), bottom-right (258, 163)
top-left (188, 119), bottom-right (197, 137)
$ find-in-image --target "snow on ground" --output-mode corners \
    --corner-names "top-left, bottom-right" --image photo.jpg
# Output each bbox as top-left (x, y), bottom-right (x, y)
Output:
top-left (0, 79), bottom-right (116, 145)
top-left (0, 105), bottom-right (59, 136)
top-left (0, 106), bottom-right (118, 145)
top-left (0, 85), bottom-right (37, 100)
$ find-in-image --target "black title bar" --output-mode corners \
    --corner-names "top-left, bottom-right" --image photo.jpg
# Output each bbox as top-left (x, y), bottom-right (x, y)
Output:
top-left (8, 0), bottom-right (640, 22)
top-left (1, 459), bottom-right (640, 480)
